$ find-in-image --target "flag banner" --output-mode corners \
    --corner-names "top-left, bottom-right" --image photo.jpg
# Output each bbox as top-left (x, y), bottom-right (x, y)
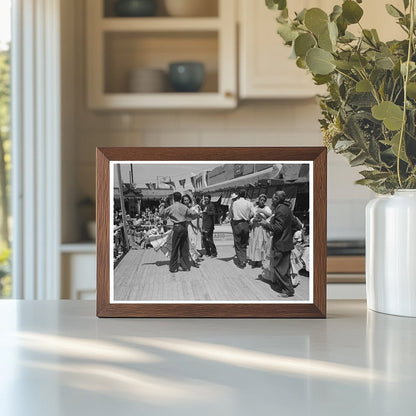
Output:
top-left (165, 181), bottom-right (176, 189)
top-left (158, 176), bottom-right (171, 183)
top-left (145, 183), bottom-right (156, 190)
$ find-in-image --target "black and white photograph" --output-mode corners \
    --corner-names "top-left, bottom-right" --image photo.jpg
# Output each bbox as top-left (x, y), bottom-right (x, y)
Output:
top-left (110, 161), bottom-right (313, 303)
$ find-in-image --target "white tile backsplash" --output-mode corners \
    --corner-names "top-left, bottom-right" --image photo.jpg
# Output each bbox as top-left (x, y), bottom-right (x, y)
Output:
top-left (74, 98), bottom-right (370, 240)
top-left (328, 199), bottom-right (369, 240)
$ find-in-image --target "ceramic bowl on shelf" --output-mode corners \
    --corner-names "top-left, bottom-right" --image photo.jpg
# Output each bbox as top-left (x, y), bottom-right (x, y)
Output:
top-left (164, 0), bottom-right (218, 17)
top-left (128, 68), bottom-right (167, 93)
top-left (168, 62), bottom-right (205, 92)
top-left (114, 0), bottom-right (158, 17)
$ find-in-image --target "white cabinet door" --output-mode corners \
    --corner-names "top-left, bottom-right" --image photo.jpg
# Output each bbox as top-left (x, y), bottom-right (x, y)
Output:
top-left (62, 253), bottom-right (96, 300)
top-left (239, 0), bottom-right (326, 99)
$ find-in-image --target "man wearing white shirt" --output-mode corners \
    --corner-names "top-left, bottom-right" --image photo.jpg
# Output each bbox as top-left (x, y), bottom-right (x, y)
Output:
top-left (231, 189), bottom-right (256, 268)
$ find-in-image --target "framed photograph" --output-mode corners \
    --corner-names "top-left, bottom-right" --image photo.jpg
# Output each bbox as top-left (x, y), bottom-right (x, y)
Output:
top-left (96, 147), bottom-right (327, 317)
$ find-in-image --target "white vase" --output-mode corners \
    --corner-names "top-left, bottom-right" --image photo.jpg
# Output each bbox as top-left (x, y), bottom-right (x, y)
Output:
top-left (366, 190), bottom-right (416, 317)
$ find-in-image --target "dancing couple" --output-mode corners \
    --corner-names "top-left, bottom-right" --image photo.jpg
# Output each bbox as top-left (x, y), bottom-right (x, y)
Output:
top-left (158, 191), bottom-right (202, 273)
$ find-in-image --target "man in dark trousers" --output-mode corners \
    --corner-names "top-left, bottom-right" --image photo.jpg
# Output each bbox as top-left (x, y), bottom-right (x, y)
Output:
top-left (260, 190), bottom-right (300, 297)
top-left (201, 194), bottom-right (218, 257)
top-left (159, 192), bottom-right (199, 273)
top-left (230, 188), bottom-right (255, 268)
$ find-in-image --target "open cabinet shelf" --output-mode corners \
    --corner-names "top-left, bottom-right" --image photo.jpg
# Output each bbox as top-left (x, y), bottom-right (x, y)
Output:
top-left (86, 0), bottom-right (237, 109)
top-left (101, 17), bottom-right (222, 31)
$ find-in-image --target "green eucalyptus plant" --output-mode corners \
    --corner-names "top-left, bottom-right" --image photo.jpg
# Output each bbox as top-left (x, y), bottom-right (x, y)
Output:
top-left (266, 0), bottom-right (416, 193)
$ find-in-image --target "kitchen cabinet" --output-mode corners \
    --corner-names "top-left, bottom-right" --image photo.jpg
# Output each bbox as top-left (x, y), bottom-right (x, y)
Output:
top-left (61, 245), bottom-right (96, 300)
top-left (238, 0), bottom-right (325, 99)
top-left (86, 0), bottom-right (237, 109)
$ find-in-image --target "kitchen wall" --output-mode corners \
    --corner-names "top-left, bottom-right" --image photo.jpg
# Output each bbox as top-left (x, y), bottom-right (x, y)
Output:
top-left (61, 0), bottom-right (374, 243)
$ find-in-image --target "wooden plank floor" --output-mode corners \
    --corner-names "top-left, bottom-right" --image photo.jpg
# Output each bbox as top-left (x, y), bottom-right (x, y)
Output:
top-left (114, 245), bottom-right (310, 302)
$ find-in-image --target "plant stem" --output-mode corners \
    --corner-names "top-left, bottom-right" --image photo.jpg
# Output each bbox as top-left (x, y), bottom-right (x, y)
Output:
top-left (358, 69), bottom-right (381, 104)
top-left (334, 68), bottom-right (358, 84)
top-left (397, 0), bottom-right (415, 188)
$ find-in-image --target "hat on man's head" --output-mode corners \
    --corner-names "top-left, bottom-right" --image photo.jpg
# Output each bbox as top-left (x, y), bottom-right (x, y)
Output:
top-left (231, 192), bottom-right (238, 200)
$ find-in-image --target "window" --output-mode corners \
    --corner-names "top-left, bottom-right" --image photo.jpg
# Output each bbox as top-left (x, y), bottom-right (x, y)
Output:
top-left (0, 0), bottom-right (11, 298)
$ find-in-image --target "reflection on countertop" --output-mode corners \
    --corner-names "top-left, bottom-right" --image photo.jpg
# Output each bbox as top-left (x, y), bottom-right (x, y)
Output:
top-left (1, 300), bottom-right (416, 416)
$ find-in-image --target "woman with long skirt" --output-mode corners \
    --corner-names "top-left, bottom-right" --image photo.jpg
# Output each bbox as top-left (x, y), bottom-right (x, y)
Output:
top-left (182, 194), bottom-right (202, 267)
top-left (248, 194), bottom-right (273, 268)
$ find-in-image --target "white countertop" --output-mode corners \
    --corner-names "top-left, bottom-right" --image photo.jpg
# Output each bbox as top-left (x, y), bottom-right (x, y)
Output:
top-left (0, 300), bottom-right (415, 415)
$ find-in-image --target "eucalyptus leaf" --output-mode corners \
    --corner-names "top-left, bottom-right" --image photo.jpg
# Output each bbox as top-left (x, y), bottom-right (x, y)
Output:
top-left (333, 60), bottom-right (353, 70)
top-left (385, 4), bottom-right (404, 18)
top-left (378, 78), bottom-right (386, 100)
top-left (399, 14), bottom-right (411, 29)
top-left (304, 8), bottom-right (328, 35)
top-left (306, 48), bottom-right (336, 75)
top-left (334, 139), bottom-right (355, 151)
top-left (343, 115), bottom-right (366, 147)
top-left (330, 5), bottom-right (342, 22)
top-left (296, 8), bottom-right (307, 23)
top-left (279, 1), bottom-right (287, 11)
top-left (336, 15), bottom-right (348, 36)
top-left (380, 44), bottom-right (393, 56)
top-left (360, 170), bottom-right (391, 180)
top-left (328, 21), bottom-right (338, 45)
top-left (296, 57), bottom-right (308, 69)
top-left (375, 55), bottom-right (395, 70)
top-left (387, 132), bottom-right (409, 162)
top-left (339, 31), bottom-right (356, 43)
top-left (294, 33), bottom-right (316, 58)
top-left (277, 23), bottom-right (298, 43)
top-left (313, 74), bottom-right (332, 85)
top-left (371, 29), bottom-right (380, 43)
top-left (355, 178), bottom-right (379, 186)
top-left (407, 82), bottom-right (416, 99)
top-left (372, 101), bottom-right (404, 131)
top-left (350, 152), bottom-right (368, 167)
top-left (266, 0), bottom-right (287, 11)
top-left (370, 68), bottom-right (385, 85)
top-left (356, 79), bottom-right (372, 92)
top-left (363, 29), bottom-right (376, 46)
top-left (408, 110), bottom-right (416, 140)
top-left (369, 136), bottom-right (382, 163)
top-left (342, 0), bottom-right (363, 24)
top-left (350, 54), bottom-right (368, 70)
top-left (276, 14), bottom-right (288, 24)
top-left (318, 27), bottom-right (334, 52)
top-left (401, 61), bottom-right (416, 76)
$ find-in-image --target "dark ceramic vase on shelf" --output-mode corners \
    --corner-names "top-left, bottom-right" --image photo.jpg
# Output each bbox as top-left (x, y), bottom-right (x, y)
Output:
top-left (114, 0), bottom-right (157, 17)
top-left (168, 62), bottom-right (205, 92)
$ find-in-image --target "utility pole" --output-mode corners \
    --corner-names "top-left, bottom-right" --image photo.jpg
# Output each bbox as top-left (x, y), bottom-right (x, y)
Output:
top-left (117, 164), bottom-right (130, 251)
top-left (130, 163), bottom-right (134, 185)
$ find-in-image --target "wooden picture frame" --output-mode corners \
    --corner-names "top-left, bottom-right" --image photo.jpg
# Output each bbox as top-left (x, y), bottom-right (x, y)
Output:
top-left (96, 147), bottom-right (327, 317)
